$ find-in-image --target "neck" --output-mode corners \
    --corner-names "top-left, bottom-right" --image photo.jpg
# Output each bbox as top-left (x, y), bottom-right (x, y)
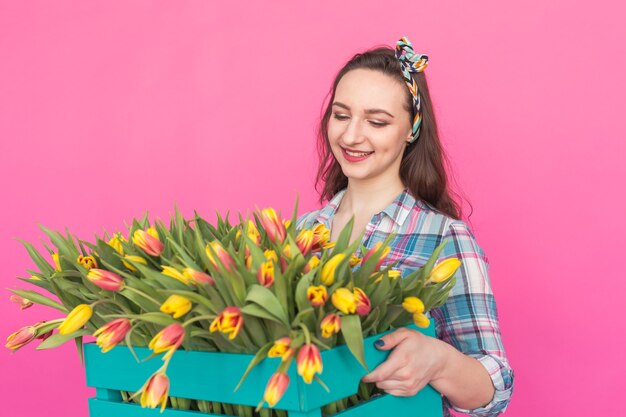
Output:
top-left (339, 176), bottom-right (405, 216)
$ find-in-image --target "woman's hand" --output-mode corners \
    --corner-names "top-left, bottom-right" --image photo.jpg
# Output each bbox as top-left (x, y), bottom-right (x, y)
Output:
top-left (361, 327), bottom-right (450, 396)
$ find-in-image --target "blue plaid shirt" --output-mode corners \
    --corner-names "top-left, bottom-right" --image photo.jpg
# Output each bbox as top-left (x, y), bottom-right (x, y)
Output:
top-left (297, 188), bottom-right (514, 417)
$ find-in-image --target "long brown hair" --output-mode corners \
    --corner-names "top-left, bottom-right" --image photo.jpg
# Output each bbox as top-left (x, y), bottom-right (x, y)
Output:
top-left (315, 46), bottom-right (463, 220)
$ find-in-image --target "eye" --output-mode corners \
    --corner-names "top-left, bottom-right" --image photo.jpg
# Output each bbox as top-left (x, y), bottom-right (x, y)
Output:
top-left (332, 113), bottom-right (350, 121)
top-left (369, 120), bottom-right (389, 127)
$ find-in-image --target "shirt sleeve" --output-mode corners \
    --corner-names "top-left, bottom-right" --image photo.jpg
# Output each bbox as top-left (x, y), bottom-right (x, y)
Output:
top-left (429, 220), bottom-right (514, 417)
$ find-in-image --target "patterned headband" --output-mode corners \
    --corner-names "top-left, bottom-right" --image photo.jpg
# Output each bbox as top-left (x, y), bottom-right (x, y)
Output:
top-left (395, 37), bottom-right (429, 143)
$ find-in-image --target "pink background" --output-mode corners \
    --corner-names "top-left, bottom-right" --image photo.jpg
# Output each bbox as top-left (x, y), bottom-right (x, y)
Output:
top-left (1, 1), bottom-right (624, 416)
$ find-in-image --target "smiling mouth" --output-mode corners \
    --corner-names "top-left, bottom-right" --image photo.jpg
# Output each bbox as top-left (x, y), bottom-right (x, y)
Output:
top-left (342, 147), bottom-right (374, 157)
top-left (340, 147), bottom-right (374, 162)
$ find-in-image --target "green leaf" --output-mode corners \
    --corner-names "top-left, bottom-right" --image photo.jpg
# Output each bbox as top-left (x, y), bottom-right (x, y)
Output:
top-left (245, 285), bottom-right (290, 327)
top-left (340, 314), bottom-right (367, 371)
top-left (125, 312), bottom-right (175, 327)
top-left (241, 304), bottom-right (286, 326)
top-left (16, 239), bottom-right (54, 276)
top-left (75, 336), bottom-right (84, 366)
top-left (8, 289), bottom-right (67, 312)
top-left (36, 329), bottom-right (91, 350)
top-left (234, 341), bottom-right (273, 391)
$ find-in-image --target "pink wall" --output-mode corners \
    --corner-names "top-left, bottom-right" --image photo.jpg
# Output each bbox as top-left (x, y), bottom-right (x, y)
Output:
top-left (1, 1), bottom-right (624, 416)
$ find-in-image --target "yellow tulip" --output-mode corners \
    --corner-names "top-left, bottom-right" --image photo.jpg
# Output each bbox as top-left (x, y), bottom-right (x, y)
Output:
top-left (307, 285), bottom-right (328, 307)
top-left (413, 312), bottom-right (430, 328)
top-left (402, 296), bottom-right (425, 314)
top-left (51, 252), bottom-right (61, 272)
top-left (210, 307), bottom-right (244, 340)
top-left (257, 261), bottom-right (275, 288)
top-left (122, 255), bottom-right (147, 271)
top-left (268, 337), bottom-right (292, 361)
top-left (161, 265), bottom-right (192, 285)
top-left (296, 229), bottom-right (315, 255)
top-left (331, 288), bottom-right (356, 314)
top-left (77, 255), bottom-right (98, 270)
top-left (160, 295), bottom-right (192, 319)
top-left (321, 254), bottom-right (346, 286)
top-left (429, 258), bottom-right (462, 283)
top-left (58, 304), bottom-right (93, 335)
top-left (320, 313), bottom-right (341, 338)
top-left (303, 255), bottom-right (320, 273)
top-left (264, 250), bottom-right (278, 263)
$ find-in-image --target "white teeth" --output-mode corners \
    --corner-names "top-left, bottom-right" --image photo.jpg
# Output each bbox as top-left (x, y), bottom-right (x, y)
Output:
top-left (345, 150), bottom-right (372, 157)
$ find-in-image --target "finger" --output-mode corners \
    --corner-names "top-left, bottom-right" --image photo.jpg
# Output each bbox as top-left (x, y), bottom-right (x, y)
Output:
top-left (374, 328), bottom-right (412, 351)
top-left (361, 349), bottom-right (408, 383)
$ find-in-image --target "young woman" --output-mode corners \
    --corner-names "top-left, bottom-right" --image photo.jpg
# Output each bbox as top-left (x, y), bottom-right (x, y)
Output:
top-left (297, 38), bottom-right (514, 417)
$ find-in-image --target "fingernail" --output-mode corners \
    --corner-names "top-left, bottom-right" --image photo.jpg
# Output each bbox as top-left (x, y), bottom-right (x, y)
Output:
top-left (374, 339), bottom-right (384, 348)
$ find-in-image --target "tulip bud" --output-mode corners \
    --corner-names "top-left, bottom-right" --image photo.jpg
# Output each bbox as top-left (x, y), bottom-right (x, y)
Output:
top-left (296, 229), bottom-right (314, 256)
top-left (205, 241), bottom-right (234, 272)
top-left (388, 269), bottom-right (401, 279)
top-left (320, 313), bottom-right (341, 338)
top-left (107, 232), bottom-right (127, 255)
top-left (161, 265), bottom-right (192, 285)
top-left (133, 227), bottom-right (164, 257)
top-left (257, 261), bottom-right (275, 288)
top-left (296, 343), bottom-right (323, 384)
top-left (331, 288), bottom-right (356, 315)
top-left (245, 220), bottom-right (261, 245)
top-left (264, 250), bottom-right (278, 263)
top-left (429, 258), bottom-right (462, 283)
top-left (306, 285), bottom-right (328, 307)
top-left (259, 208), bottom-right (287, 244)
top-left (402, 296), bottom-right (425, 314)
top-left (321, 254), bottom-right (346, 286)
top-left (86, 269), bottom-right (125, 292)
top-left (303, 255), bottom-right (320, 273)
top-left (149, 322), bottom-right (185, 360)
top-left (51, 252), bottom-right (61, 272)
top-left (122, 255), bottom-right (147, 271)
top-left (263, 372), bottom-right (290, 407)
top-left (93, 318), bottom-right (132, 353)
top-left (182, 268), bottom-right (214, 285)
top-left (268, 337), bottom-right (292, 361)
top-left (9, 294), bottom-right (33, 310)
top-left (58, 304), bottom-right (93, 335)
top-left (77, 255), bottom-right (98, 270)
top-left (160, 295), bottom-right (193, 319)
top-left (362, 242), bottom-right (391, 271)
top-left (210, 307), bottom-right (244, 340)
top-left (311, 224), bottom-right (331, 252)
top-left (139, 372), bottom-right (170, 411)
top-left (349, 254), bottom-right (361, 267)
top-left (413, 312), bottom-right (430, 328)
top-left (353, 287), bottom-right (371, 316)
top-left (5, 326), bottom-right (37, 350)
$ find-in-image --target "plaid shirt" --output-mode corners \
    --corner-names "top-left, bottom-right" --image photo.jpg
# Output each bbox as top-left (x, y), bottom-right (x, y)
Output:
top-left (297, 188), bottom-right (514, 417)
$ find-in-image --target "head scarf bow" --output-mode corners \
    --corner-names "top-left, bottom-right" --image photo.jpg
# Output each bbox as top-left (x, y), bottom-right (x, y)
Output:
top-left (395, 37), bottom-right (429, 143)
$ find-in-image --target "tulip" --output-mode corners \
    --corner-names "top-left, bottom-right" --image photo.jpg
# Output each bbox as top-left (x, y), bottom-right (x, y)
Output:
top-left (107, 232), bottom-right (127, 255)
top-left (259, 208), bottom-right (287, 244)
top-left (307, 285), bottom-right (328, 307)
top-left (296, 229), bottom-right (314, 255)
top-left (86, 269), bottom-right (125, 292)
top-left (402, 296), bottom-right (425, 314)
top-left (353, 287), bottom-right (371, 316)
top-left (58, 304), bottom-right (93, 335)
top-left (296, 343), bottom-right (323, 384)
top-left (264, 250), bottom-right (278, 263)
top-left (268, 337), bottom-right (292, 360)
top-left (311, 224), bottom-right (331, 252)
top-left (5, 326), bottom-right (37, 350)
top-left (320, 313), bottom-right (341, 338)
top-left (161, 265), bottom-right (192, 285)
top-left (331, 288), bottom-right (357, 315)
top-left (321, 253), bottom-right (346, 286)
top-left (257, 261), bottom-right (275, 288)
top-left (303, 255), bottom-right (320, 273)
top-left (182, 268), bottom-right (214, 285)
top-left (429, 258), bottom-right (462, 283)
top-left (413, 312), bottom-right (430, 328)
top-left (139, 372), bottom-right (170, 411)
top-left (210, 306), bottom-right (244, 340)
top-left (388, 269), bottom-right (401, 279)
top-left (51, 252), bottom-right (61, 271)
top-left (362, 242), bottom-right (391, 271)
top-left (133, 227), bottom-right (164, 257)
top-left (122, 255), bottom-right (147, 271)
top-left (9, 294), bottom-right (33, 310)
top-left (263, 372), bottom-right (290, 407)
top-left (160, 295), bottom-right (193, 319)
top-left (205, 241), bottom-right (234, 272)
top-left (93, 318), bottom-right (132, 353)
top-left (149, 322), bottom-right (185, 360)
top-left (349, 254), bottom-right (361, 267)
top-left (77, 255), bottom-right (98, 270)
top-left (246, 220), bottom-right (261, 245)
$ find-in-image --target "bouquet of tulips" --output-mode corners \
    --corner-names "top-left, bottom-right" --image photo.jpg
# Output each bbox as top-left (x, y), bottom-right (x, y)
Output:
top-left (6, 204), bottom-right (460, 416)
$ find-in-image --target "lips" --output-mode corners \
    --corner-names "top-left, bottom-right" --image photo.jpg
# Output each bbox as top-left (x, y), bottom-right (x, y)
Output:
top-left (340, 147), bottom-right (373, 163)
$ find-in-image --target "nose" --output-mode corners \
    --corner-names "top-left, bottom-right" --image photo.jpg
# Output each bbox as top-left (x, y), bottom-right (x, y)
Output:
top-left (340, 117), bottom-right (366, 146)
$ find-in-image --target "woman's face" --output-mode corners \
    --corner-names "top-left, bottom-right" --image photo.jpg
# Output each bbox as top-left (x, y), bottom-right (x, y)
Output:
top-left (328, 69), bottom-right (413, 185)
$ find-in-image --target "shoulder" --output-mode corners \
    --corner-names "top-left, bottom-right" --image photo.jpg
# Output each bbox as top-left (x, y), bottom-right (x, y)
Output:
top-left (296, 209), bottom-right (322, 229)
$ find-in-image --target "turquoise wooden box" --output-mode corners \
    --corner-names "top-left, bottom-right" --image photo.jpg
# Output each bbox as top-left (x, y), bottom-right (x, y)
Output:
top-left (84, 323), bottom-right (443, 417)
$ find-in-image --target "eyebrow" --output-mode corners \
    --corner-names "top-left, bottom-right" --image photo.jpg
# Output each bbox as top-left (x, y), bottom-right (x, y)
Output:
top-left (332, 101), bottom-right (395, 118)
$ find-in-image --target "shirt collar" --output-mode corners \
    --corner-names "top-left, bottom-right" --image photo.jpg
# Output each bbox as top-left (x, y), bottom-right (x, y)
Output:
top-left (314, 187), bottom-right (420, 228)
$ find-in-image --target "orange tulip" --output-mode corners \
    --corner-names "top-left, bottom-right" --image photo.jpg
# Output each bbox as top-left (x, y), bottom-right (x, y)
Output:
top-left (133, 227), bottom-right (164, 257)
top-left (263, 372), bottom-right (290, 407)
top-left (353, 287), bottom-right (371, 316)
top-left (210, 306), bottom-right (244, 340)
top-left (320, 313), bottom-right (341, 338)
top-left (205, 241), bottom-right (234, 272)
top-left (5, 325), bottom-right (37, 351)
top-left (267, 337), bottom-right (293, 361)
top-left (86, 269), bottom-right (125, 292)
top-left (149, 323), bottom-right (185, 360)
top-left (311, 224), bottom-right (331, 252)
top-left (93, 318), bottom-right (132, 353)
top-left (259, 208), bottom-right (287, 244)
top-left (139, 372), bottom-right (170, 411)
top-left (9, 294), bottom-right (33, 310)
top-left (182, 268), bottom-right (214, 285)
top-left (362, 242), bottom-right (391, 271)
top-left (296, 343), bottom-right (323, 384)
top-left (296, 229), bottom-right (314, 255)
top-left (307, 285), bottom-right (328, 307)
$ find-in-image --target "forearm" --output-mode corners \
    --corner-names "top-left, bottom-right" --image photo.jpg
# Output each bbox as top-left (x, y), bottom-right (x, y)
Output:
top-left (430, 340), bottom-right (495, 410)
